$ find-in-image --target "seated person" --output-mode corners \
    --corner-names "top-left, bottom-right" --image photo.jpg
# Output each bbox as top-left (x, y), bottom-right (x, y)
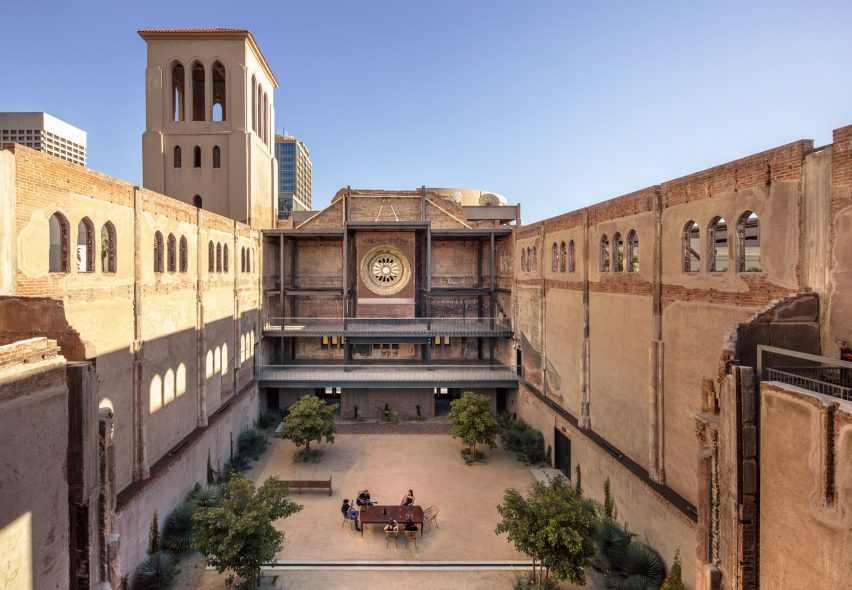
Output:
top-left (383, 519), bottom-right (398, 533)
top-left (356, 489), bottom-right (374, 506)
top-left (400, 489), bottom-right (415, 506)
top-left (403, 518), bottom-right (418, 532)
top-left (341, 499), bottom-right (361, 531)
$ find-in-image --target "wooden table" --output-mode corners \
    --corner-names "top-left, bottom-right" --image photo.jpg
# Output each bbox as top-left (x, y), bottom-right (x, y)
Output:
top-left (358, 505), bottom-right (424, 538)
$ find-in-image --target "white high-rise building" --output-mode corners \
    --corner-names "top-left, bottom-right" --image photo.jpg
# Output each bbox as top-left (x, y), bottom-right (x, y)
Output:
top-left (0, 112), bottom-right (87, 166)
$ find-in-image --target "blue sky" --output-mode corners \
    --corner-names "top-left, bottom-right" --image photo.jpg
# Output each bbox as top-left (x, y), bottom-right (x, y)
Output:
top-left (2, 1), bottom-right (851, 222)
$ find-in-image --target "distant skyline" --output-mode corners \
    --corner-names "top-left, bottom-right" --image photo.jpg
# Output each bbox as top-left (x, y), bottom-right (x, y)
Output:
top-left (1, 0), bottom-right (851, 222)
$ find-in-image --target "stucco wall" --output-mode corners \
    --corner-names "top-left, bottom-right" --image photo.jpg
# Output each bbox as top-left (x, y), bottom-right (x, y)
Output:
top-left (0, 338), bottom-right (69, 590)
top-left (759, 382), bottom-right (852, 589)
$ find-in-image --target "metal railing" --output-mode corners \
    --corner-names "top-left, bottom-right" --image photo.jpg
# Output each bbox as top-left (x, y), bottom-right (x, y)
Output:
top-left (256, 363), bottom-right (520, 384)
top-left (263, 316), bottom-right (512, 333)
top-left (757, 345), bottom-right (851, 401)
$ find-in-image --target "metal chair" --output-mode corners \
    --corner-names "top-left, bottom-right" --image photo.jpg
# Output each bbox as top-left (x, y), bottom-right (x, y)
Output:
top-left (404, 529), bottom-right (418, 548)
top-left (425, 504), bottom-right (439, 530)
top-left (342, 512), bottom-right (356, 529)
top-left (385, 528), bottom-right (399, 547)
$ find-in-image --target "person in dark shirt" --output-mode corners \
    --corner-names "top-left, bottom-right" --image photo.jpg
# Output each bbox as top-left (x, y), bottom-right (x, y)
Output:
top-left (400, 489), bottom-right (415, 506)
top-left (341, 499), bottom-right (361, 531)
top-left (403, 518), bottom-right (418, 532)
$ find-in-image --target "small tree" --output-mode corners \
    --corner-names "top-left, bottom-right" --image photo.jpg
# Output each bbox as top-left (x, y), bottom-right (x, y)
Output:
top-left (193, 474), bottom-right (302, 590)
top-left (448, 391), bottom-right (500, 461)
top-left (206, 449), bottom-right (216, 485)
top-left (496, 478), bottom-right (597, 587)
top-left (280, 395), bottom-right (337, 461)
top-left (661, 548), bottom-right (687, 590)
top-left (604, 477), bottom-right (617, 520)
top-left (146, 511), bottom-right (159, 556)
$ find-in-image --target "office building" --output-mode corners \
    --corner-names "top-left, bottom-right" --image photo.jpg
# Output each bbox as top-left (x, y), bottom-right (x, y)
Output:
top-left (275, 133), bottom-right (312, 216)
top-left (0, 112), bottom-right (87, 165)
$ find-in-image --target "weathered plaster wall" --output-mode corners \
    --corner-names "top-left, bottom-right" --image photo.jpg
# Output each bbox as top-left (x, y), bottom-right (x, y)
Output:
top-left (759, 382), bottom-right (852, 590)
top-left (0, 338), bottom-right (69, 590)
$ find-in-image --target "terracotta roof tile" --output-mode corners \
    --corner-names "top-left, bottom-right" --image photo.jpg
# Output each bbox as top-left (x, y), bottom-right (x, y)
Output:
top-left (137, 28), bottom-right (250, 34)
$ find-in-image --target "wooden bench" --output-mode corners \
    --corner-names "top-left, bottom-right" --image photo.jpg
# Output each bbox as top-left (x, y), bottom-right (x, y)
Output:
top-left (282, 477), bottom-right (332, 496)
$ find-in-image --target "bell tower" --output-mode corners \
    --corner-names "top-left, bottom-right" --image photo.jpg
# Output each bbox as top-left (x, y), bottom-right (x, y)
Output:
top-left (139, 28), bottom-right (279, 228)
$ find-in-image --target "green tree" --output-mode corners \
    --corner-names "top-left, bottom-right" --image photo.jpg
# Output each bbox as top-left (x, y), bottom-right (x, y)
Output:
top-left (146, 511), bottom-right (159, 556)
top-left (193, 474), bottom-right (302, 590)
top-left (279, 395), bottom-right (338, 460)
top-left (448, 391), bottom-right (500, 459)
top-left (496, 478), bottom-right (597, 587)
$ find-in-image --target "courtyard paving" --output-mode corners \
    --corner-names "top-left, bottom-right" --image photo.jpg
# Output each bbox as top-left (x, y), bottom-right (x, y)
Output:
top-left (245, 433), bottom-right (533, 562)
top-left (176, 431), bottom-right (607, 589)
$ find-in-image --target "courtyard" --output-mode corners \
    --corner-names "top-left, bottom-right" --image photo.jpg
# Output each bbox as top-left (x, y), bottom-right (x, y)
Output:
top-left (174, 429), bottom-right (605, 588)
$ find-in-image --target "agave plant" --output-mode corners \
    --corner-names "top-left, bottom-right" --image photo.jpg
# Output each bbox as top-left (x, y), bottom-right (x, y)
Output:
top-left (238, 428), bottom-right (268, 460)
top-left (131, 551), bottom-right (178, 590)
top-left (224, 453), bottom-right (250, 473)
top-left (160, 501), bottom-right (196, 554)
top-left (186, 483), bottom-right (222, 509)
top-left (594, 518), bottom-right (631, 573)
top-left (622, 542), bottom-right (666, 588)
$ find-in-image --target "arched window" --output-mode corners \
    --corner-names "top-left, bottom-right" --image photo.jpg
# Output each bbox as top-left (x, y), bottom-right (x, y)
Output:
top-left (193, 195), bottom-right (202, 208)
top-left (212, 61), bottom-right (226, 122)
top-left (707, 217), bottom-right (728, 272)
top-left (167, 233), bottom-right (177, 272)
top-left (737, 211), bottom-right (761, 272)
top-left (551, 243), bottom-right (558, 273)
top-left (531, 246), bottom-right (537, 270)
top-left (683, 221), bottom-right (701, 272)
top-left (521, 248), bottom-right (527, 272)
top-left (208, 241), bottom-right (214, 272)
top-left (179, 236), bottom-right (188, 272)
top-left (191, 61), bottom-right (205, 121)
top-left (568, 240), bottom-right (575, 273)
top-left (216, 243), bottom-right (222, 272)
top-left (101, 222), bottom-right (116, 273)
top-left (48, 212), bottom-right (69, 272)
top-left (626, 230), bottom-right (639, 273)
top-left (251, 75), bottom-right (257, 132)
top-left (223, 244), bottom-right (229, 272)
top-left (154, 231), bottom-right (164, 273)
top-left (241, 247), bottom-right (246, 272)
top-left (263, 91), bottom-right (268, 144)
top-left (600, 235), bottom-right (610, 272)
top-left (171, 62), bottom-right (185, 122)
top-left (193, 146), bottom-right (201, 168)
top-left (213, 146), bottom-right (221, 168)
top-left (613, 232), bottom-right (624, 272)
top-left (75, 217), bottom-right (95, 273)
top-left (173, 146), bottom-right (181, 168)
top-left (559, 241), bottom-right (566, 272)
top-left (247, 248), bottom-right (252, 273)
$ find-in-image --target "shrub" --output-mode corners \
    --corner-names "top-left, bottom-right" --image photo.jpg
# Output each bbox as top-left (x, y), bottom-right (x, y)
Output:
top-left (131, 551), bottom-right (179, 590)
top-left (661, 549), bottom-right (687, 590)
top-left (146, 511), bottom-right (159, 556)
top-left (622, 542), bottom-right (666, 588)
top-left (604, 478), bottom-right (617, 520)
top-left (501, 418), bottom-right (546, 464)
top-left (161, 501), bottom-right (196, 554)
top-left (461, 447), bottom-right (485, 464)
top-left (223, 454), bottom-right (250, 477)
top-left (256, 412), bottom-right (279, 431)
top-left (238, 428), bottom-right (268, 460)
top-left (594, 518), bottom-right (631, 574)
top-left (186, 484), bottom-right (222, 509)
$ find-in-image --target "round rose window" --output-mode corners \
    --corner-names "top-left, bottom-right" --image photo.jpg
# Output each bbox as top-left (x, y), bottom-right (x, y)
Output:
top-left (360, 246), bottom-right (412, 295)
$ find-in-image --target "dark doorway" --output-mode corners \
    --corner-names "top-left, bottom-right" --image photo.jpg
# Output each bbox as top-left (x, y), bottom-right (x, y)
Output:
top-left (554, 428), bottom-right (571, 477)
top-left (496, 389), bottom-right (507, 414)
top-left (516, 348), bottom-right (523, 377)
